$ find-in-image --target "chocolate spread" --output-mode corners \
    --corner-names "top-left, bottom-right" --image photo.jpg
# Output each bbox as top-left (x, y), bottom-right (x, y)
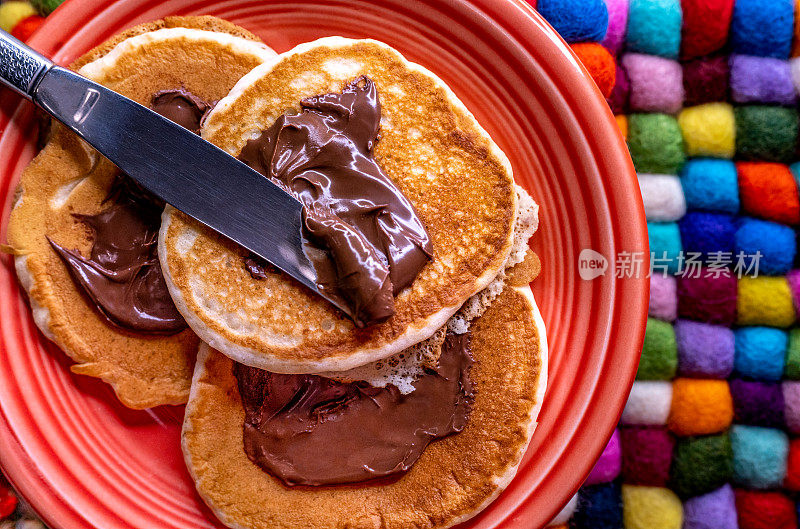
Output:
top-left (150, 88), bottom-right (211, 134)
top-left (48, 88), bottom-right (211, 334)
top-left (234, 332), bottom-right (475, 486)
top-left (238, 76), bottom-right (432, 327)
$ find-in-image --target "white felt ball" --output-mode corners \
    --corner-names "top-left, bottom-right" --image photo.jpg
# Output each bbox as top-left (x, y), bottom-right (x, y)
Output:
top-left (16, 521), bottom-right (46, 529)
top-left (638, 174), bottom-right (686, 222)
top-left (549, 493), bottom-right (578, 526)
top-left (622, 381), bottom-right (673, 425)
top-left (790, 58), bottom-right (800, 97)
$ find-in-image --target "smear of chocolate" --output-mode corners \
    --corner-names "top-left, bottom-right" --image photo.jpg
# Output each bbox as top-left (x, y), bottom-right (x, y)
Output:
top-left (234, 331), bottom-right (474, 486)
top-left (150, 87), bottom-right (212, 134)
top-left (48, 88), bottom-right (213, 334)
top-left (238, 77), bottom-right (432, 327)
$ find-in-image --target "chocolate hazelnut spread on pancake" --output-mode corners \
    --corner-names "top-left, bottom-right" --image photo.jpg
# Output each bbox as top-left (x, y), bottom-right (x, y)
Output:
top-left (233, 332), bottom-right (474, 486)
top-left (48, 88), bottom-right (212, 334)
top-left (238, 76), bottom-right (432, 327)
top-left (150, 87), bottom-right (212, 134)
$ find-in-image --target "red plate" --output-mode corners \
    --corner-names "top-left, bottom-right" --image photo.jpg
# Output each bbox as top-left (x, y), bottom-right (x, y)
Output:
top-left (0, 1), bottom-right (647, 528)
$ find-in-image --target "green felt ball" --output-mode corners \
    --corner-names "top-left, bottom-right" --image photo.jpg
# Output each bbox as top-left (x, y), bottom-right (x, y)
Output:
top-left (785, 329), bottom-right (800, 379)
top-left (637, 318), bottom-right (678, 380)
top-left (30, 0), bottom-right (64, 15)
top-left (735, 106), bottom-right (799, 163)
top-left (670, 433), bottom-right (734, 499)
top-left (628, 113), bottom-right (686, 174)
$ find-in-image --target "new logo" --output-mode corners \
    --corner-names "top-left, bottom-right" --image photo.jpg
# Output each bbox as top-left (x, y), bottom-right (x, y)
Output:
top-left (578, 249), bottom-right (608, 280)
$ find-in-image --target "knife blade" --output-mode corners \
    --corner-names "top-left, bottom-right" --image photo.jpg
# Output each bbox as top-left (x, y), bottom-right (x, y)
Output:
top-left (0, 30), bottom-right (345, 314)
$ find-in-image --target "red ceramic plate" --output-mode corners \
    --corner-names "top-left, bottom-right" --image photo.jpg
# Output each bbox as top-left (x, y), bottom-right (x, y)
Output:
top-left (0, 1), bottom-right (647, 528)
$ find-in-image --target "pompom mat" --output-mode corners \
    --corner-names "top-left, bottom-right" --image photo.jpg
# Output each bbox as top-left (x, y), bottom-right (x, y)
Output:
top-left (537, 0), bottom-right (800, 527)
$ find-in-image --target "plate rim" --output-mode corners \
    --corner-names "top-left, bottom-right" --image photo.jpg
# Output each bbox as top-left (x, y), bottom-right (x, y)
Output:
top-left (0, 1), bottom-right (648, 527)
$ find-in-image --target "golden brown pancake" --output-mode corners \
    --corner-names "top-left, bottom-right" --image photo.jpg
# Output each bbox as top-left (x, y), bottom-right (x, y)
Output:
top-left (182, 255), bottom-right (547, 529)
top-left (6, 16), bottom-right (276, 408)
top-left (160, 37), bottom-right (521, 374)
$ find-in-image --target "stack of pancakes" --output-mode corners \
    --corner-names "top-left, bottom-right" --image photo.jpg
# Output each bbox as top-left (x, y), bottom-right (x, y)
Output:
top-left (6, 16), bottom-right (547, 529)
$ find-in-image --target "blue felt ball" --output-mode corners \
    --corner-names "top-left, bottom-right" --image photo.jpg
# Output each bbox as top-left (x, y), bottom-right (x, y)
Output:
top-left (572, 482), bottom-right (623, 529)
top-left (649, 222), bottom-right (683, 274)
top-left (735, 217), bottom-right (796, 275)
top-left (626, 0), bottom-right (682, 59)
top-left (730, 0), bottom-right (794, 59)
top-left (735, 327), bottom-right (788, 381)
top-left (681, 159), bottom-right (740, 214)
top-left (730, 425), bottom-right (789, 488)
top-left (790, 162), bottom-right (800, 188)
top-left (679, 212), bottom-right (736, 257)
top-left (537, 0), bottom-right (608, 43)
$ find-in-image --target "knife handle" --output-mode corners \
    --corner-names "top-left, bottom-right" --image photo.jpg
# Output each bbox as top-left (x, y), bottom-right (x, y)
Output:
top-left (0, 29), bottom-right (53, 99)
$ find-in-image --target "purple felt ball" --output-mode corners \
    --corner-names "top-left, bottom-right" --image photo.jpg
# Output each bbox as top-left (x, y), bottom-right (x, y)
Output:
top-left (585, 429), bottom-right (622, 485)
top-left (623, 53), bottom-right (684, 113)
top-left (730, 379), bottom-right (785, 428)
top-left (650, 274), bottom-right (677, 321)
top-left (607, 62), bottom-right (630, 115)
top-left (602, 0), bottom-right (629, 54)
top-left (620, 426), bottom-right (675, 486)
top-left (683, 484), bottom-right (738, 529)
top-left (730, 54), bottom-right (796, 105)
top-left (675, 319), bottom-right (734, 378)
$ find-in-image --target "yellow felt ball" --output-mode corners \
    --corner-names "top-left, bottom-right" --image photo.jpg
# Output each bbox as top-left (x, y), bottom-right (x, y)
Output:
top-left (622, 485), bottom-right (683, 529)
top-left (0, 1), bottom-right (35, 32)
top-left (738, 276), bottom-right (796, 328)
top-left (677, 102), bottom-right (736, 158)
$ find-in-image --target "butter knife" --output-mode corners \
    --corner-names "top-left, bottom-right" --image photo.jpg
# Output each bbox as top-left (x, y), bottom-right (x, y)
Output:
top-left (0, 30), bottom-right (349, 313)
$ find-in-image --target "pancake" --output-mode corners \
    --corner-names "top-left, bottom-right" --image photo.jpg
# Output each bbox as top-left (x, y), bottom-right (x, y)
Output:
top-left (182, 255), bottom-right (547, 529)
top-left (5, 17), bottom-right (276, 408)
top-left (159, 37), bottom-right (521, 373)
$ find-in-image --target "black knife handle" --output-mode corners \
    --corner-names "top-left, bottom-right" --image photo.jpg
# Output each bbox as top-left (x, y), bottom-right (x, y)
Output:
top-left (0, 29), bottom-right (53, 99)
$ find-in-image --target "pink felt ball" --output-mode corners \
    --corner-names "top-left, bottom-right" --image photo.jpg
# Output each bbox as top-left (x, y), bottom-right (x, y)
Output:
top-left (586, 429), bottom-right (622, 485)
top-left (602, 0), bottom-right (629, 55)
top-left (623, 53), bottom-right (684, 113)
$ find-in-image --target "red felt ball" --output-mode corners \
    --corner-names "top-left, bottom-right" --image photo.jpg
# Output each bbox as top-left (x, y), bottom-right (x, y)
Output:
top-left (621, 427), bottom-right (675, 486)
top-left (11, 14), bottom-right (45, 42)
top-left (683, 55), bottom-right (730, 105)
top-left (735, 490), bottom-right (797, 529)
top-left (0, 484), bottom-right (16, 519)
top-left (786, 439), bottom-right (800, 491)
top-left (737, 162), bottom-right (800, 225)
top-left (680, 0), bottom-right (735, 59)
top-left (571, 42), bottom-right (616, 98)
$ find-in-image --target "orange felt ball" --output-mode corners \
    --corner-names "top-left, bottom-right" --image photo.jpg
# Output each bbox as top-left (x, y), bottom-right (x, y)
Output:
top-left (572, 42), bottom-right (617, 98)
top-left (668, 378), bottom-right (734, 436)
top-left (794, 0), bottom-right (800, 57)
top-left (737, 162), bottom-right (800, 225)
top-left (10, 14), bottom-right (44, 42)
top-left (616, 115), bottom-right (628, 140)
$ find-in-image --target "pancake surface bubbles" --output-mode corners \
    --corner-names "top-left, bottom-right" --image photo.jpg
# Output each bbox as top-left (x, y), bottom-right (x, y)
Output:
top-left (160, 37), bottom-right (519, 373)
